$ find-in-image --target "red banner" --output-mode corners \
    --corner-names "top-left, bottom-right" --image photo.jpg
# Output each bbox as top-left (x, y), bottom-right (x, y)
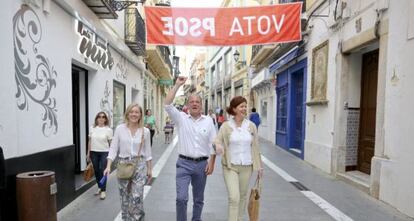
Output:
top-left (145, 3), bottom-right (302, 46)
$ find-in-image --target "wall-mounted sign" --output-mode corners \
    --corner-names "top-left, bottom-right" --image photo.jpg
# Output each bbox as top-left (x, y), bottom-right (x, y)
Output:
top-left (158, 79), bottom-right (173, 86)
top-left (76, 21), bottom-right (114, 70)
top-left (145, 3), bottom-right (302, 46)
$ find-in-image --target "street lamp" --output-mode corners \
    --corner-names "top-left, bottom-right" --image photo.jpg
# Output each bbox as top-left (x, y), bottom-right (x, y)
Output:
top-left (233, 49), bottom-right (246, 66)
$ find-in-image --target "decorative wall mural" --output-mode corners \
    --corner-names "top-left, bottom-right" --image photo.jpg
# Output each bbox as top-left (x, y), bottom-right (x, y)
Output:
top-left (115, 57), bottom-right (128, 81)
top-left (100, 81), bottom-right (113, 122)
top-left (13, 5), bottom-right (58, 137)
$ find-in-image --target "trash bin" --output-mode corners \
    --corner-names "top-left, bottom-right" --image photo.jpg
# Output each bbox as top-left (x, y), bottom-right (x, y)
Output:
top-left (16, 171), bottom-right (57, 221)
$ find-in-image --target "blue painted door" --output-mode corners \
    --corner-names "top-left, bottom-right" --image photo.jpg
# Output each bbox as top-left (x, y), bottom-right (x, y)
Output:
top-left (292, 71), bottom-right (304, 151)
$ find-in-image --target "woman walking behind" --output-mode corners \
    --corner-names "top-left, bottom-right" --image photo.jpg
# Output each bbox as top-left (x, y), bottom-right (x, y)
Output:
top-left (144, 109), bottom-right (158, 146)
top-left (104, 104), bottom-right (152, 220)
top-left (214, 96), bottom-right (264, 221)
top-left (87, 111), bottom-right (113, 200)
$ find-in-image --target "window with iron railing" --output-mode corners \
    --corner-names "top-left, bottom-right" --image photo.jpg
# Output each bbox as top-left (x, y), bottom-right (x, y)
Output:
top-left (251, 45), bottom-right (264, 60)
top-left (157, 46), bottom-right (173, 73)
top-left (125, 8), bottom-right (145, 56)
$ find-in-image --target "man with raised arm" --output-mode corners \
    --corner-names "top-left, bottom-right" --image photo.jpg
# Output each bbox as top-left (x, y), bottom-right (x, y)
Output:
top-left (164, 76), bottom-right (217, 221)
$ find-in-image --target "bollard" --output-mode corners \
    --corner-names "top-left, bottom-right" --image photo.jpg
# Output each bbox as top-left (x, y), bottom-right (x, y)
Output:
top-left (16, 171), bottom-right (57, 221)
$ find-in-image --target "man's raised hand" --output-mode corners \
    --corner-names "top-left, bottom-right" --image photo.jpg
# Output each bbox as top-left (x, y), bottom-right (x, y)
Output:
top-left (175, 76), bottom-right (188, 86)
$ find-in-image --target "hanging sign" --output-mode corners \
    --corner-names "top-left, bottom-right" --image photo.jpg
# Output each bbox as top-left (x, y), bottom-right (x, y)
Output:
top-left (158, 79), bottom-right (173, 85)
top-left (145, 3), bottom-right (302, 46)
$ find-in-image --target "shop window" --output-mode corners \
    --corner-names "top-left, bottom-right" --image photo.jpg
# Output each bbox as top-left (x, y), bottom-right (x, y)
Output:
top-left (277, 86), bottom-right (287, 133)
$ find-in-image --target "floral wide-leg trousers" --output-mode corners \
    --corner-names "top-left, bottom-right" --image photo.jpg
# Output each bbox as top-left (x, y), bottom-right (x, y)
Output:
top-left (117, 157), bottom-right (147, 221)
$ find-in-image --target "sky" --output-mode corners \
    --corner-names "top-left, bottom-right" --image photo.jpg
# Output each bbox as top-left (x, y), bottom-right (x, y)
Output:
top-left (171, 0), bottom-right (223, 7)
top-left (170, 0), bottom-right (223, 95)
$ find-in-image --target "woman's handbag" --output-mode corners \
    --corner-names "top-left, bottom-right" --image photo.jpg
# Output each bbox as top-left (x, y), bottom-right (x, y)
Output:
top-left (116, 129), bottom-right (144, 179)
top-left (83, 162), bottom-right (94, 182)
top-left (248, 176), bottom-right (261, 221)
top-left (116, 160), bottom-right (137, 179)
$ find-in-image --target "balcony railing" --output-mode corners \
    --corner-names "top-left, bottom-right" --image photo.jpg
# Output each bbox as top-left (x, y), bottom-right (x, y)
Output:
top-left (252, 45), bottom-right (264, 60)
top-left (83, 0), bottom-right (118, 19)
top-left (125, 8), bottom-right (145, 56)
top-left (157, 46), bottom-right (173, 75)
top-left (250, 43), bottom-right (280, 66)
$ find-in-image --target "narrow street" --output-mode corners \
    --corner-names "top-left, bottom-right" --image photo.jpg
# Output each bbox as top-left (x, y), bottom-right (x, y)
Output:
top-left (58, 133), bottom-right (413, 221)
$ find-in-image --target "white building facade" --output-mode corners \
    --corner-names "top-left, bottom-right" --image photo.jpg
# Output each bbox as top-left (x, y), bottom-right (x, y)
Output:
top-left (305, 0), bottom-right (414, 217)
top-left (0, 0), bottom-right (147, 219)
top-left (250, 68), bottom-right (276, 143)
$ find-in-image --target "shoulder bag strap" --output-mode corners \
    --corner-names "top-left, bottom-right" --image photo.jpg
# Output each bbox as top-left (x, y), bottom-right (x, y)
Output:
top-left (137, 128), bottom-right (145, 156)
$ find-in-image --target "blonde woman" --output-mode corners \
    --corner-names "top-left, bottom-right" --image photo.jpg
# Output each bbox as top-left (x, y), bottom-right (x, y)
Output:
top-left (87, 111), bottom-right (113, 200)
top-left (104, 103), bottom-right (152, 220)
top-left (214, 96), bottom-right (264, 221)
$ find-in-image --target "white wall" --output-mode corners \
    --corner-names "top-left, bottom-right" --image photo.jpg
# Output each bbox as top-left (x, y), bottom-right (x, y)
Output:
top-left (304, 2), bottom-right (338, 173)
top-left (256, 86), bottom-right (275, 143)
top-left (0, 1), bottom-right (19, 158)
top-left (0, 0), bottom-right (144, 159)
top-left (347, 54), bottom-right (362, 108)
top-left (378, 0), bottom-right (414, 217)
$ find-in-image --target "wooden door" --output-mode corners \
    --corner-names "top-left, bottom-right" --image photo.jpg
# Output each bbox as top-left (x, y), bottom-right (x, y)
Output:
top-left (357, 50), bottom-right (379, 174)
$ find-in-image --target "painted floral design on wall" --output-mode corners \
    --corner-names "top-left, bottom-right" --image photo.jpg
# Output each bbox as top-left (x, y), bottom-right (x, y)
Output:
top-left (13, 5), bottom-right (58, 137)
top-left (115, 57), bottom-right (129, 81)
top-left (100, 81), bottom-right (113, 123)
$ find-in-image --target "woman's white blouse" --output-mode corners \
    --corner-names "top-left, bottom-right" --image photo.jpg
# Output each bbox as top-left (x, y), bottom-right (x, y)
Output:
top-left (107, 124), bottom-right (152, 161)
top-left (228, 118), bottom-right (253, 165)
top-left (89, 126), bottom-right (113, 152)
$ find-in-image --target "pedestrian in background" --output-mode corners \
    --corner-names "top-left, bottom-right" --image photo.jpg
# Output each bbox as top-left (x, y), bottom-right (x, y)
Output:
top-left (104, 103), bottom-right (152, 220)
top-left (164, 76), bottom-right (217, 221)
top-left (144, 109), bottom-right (158, 146)
top-left (164, 119), bottom-right (174, 144)
top-left (217, 109), bottom-right (226, 129)
top-left (214, 96), bottom-right (264, 221)
top-left (87, 111), bottom-right (113, 200)
top-left (249, 107), bottom-right (261, 129)
top-left (208, 109), bottom-right (217, 131)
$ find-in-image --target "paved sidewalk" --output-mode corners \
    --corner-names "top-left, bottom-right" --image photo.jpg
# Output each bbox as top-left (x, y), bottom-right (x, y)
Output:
top-left (58, 134), bottom-right (414, 221)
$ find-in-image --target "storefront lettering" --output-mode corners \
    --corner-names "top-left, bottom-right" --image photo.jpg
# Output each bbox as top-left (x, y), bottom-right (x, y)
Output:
top-left (77, 21), bottom-right (114, 70)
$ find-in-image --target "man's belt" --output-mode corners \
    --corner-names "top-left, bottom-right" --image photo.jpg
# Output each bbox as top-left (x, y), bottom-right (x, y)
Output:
top-left (179, 154), bottom-right (208, 162)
